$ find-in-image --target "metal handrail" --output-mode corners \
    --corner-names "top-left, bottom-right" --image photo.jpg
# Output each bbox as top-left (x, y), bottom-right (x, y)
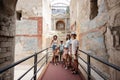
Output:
top-left (0, 47), bottom-right (51, 80)
top-left (78, 49), bottom-right (120, 80)
top-left (1, 47), bottom-right (120, 80)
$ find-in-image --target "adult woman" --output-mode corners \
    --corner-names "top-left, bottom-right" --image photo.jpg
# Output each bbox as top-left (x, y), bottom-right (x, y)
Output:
top-left (50, 35), bottom-right (58, 64)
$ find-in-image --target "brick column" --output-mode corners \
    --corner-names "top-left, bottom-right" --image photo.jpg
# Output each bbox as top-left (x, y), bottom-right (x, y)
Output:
top-left (0, 0), bottom-right (17, 79)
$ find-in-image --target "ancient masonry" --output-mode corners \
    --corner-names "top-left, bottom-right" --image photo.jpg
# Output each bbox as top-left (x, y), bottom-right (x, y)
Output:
top-left (0, 0), bottom-right (16, 79)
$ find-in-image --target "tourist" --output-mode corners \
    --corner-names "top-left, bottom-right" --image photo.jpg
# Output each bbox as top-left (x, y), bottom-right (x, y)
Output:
top-left (59, 41), bottom-right (64, 62)
top-left (71, 32), bottom-right (79, 74)
top-left (62, 45), bottom-right (68, 69)
top-left (66, 34), bottom-right (72, 69)
top-left (50, 35), bottom-right (58, 64)
top-left (54, 47), bottom-right (59, 65)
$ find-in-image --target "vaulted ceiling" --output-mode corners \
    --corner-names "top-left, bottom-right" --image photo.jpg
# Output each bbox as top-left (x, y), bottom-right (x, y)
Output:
top-left (50, 0), bottom-right (71, 6)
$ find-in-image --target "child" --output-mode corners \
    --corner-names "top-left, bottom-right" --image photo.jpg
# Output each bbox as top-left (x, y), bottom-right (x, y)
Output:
top-left (59, 41), bottom-right (64, 62)
top-left (62, 45), bottom-right (68, 69)
top-left (54, 47), bottom-right (59, 65)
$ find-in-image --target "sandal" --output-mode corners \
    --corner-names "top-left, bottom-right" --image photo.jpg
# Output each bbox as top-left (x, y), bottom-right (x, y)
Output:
top-left (72, 71), bottom-right (78, 74)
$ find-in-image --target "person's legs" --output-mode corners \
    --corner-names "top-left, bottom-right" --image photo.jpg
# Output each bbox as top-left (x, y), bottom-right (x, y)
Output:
top-left (54, 56), bottom-right (57, 65)
top-left (52, 51), bottom-right (55, 64)
top-left (65, 54), bottom-right (69, 69)
top-left (59, 52), bottom-right (62, 62)
top-left (52, 55), bottom-right (54, 63)
top-left (57, 56), bottom-right (59, 64)
top-left (72, 54), bottom-right (78, 74)
top-left (51, 45), bottom-right (56, 64)
top-left (68, 54), bottom-right (73, 69)
top-left (71, 54), bottom-right (75, 70)
top-left (60, 51), bottom-right (63, 62)
top-left (74, 59), bottom-right (78, 72)
top-left (62, 58), bottom-right (65, 67)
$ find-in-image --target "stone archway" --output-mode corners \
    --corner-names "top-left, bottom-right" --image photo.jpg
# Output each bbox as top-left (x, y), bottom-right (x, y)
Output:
top-left (56, 21), bottom-right (65, 31)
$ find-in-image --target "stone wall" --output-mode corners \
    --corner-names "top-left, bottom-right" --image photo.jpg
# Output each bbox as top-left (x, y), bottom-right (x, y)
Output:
top-left (16, 0), bottom-right (42, 18)
top-left (70, 0), bottom-right (120, 80)
top-left (15, 20), bottom-right (40, 54)
top-left (0, 0), bottom-right (17, 80)
top-left (105, 0), bottom-right (120, 79)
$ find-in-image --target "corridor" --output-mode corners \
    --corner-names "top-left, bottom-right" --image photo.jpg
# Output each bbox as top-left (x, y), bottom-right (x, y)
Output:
top-left (39, 63), bottom-right (82, 80)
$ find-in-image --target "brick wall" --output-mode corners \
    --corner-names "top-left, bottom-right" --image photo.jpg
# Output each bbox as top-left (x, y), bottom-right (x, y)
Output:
top-left (0, 10), bottom-right (15, 80)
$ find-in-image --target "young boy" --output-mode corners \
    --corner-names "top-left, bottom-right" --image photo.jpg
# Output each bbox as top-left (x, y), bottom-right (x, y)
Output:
top-left (59, 41), bottom-right (64, 62)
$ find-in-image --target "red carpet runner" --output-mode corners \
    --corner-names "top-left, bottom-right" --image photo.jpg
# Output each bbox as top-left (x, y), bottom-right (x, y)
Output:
top-left (40, 63), bottom-right (83, 80)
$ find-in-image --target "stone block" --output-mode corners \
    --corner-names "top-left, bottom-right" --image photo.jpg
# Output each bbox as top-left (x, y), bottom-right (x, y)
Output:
top-left (0, 37), bottom-right (8, 41)
top-left (8, 38), bottom-right (13, 42)
top-left (0, 47), bottom-right (7, 53)
top-left (0, 70), bottom-right (12, 80)
top-left (0, 48), bottom-right (1, 52)
top-left (5, 56), bottom-right (11, 61)
top-left (0, 57), bottom-right (6, 64)
top-left (6, 47), bottom-right (11, 51)
top-left (0, 42), bottom-right (12, 47)
top-left (0, 61), bottom-right (11, 69)
top-left (0, 52), bottom-right (11, 58)
top-left (0, 26), bottom-right (8, 31)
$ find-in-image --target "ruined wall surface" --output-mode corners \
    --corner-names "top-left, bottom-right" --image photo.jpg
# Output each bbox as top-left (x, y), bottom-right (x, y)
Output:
top-left (0, 0), bottom-right (17, 80)
top-left (15, 20), bottom-right (39, 54)
top-left (16, 0), bottom-right (42, 18)
top-left (16, 0), bottom-right (43, 49)
top-left (70, 0), bottom-right (120, 80)
top-left (105, 0), bottom-right (120, 80)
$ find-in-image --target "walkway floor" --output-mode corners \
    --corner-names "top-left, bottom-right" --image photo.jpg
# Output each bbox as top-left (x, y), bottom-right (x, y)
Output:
top-left (40, 63), bottom-right (83, 80)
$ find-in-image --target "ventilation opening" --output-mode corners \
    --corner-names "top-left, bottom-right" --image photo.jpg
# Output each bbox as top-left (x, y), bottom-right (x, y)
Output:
top-left (16, 11), bottom-right (22, 20)
top-left (90, 0), bottom-right (98, 20)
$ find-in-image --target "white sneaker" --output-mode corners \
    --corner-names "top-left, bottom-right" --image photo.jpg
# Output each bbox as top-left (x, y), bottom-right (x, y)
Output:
top-left (65, 67), bottom-right (68, 70)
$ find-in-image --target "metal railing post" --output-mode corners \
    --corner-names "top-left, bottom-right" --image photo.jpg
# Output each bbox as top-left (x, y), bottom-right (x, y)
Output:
top-left (87, 55), bottom-right (91, 80)
top-left (34, 53), bottom-right (37, 80)
top-left (46, 48), bottom-right (48, 64)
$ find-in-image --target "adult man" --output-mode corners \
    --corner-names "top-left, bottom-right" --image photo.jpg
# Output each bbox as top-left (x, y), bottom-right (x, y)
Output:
top-left (71, 32), bottom-right (79, 74)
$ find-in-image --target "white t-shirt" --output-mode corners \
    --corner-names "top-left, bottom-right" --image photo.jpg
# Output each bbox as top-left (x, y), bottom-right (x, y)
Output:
top-left (65, 39), bottom-right (72, 54)
top-left (71, 39), bottom-right (79, 54)
top-left (65, 39), bottom-right (71, 48)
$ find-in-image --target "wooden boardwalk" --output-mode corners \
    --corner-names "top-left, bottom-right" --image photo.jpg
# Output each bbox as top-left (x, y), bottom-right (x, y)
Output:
top-left (39, 63), bottom-right (83, 80)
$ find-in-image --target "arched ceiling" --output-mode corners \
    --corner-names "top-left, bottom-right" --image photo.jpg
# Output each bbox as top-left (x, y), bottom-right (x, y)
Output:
top-left (50, 0), bottom-right (70, 15)
top-left (50, 0), bottom-right (71, 6)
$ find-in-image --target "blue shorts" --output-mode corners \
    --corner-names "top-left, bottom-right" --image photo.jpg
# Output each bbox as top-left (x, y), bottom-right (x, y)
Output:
top-left (52, 45), bottom-right (57, 51)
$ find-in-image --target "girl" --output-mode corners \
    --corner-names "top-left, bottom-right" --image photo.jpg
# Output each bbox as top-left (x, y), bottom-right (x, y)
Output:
top-left (62, 45), bottom-right (69, 69)
top-left (54, 47), bottom-right (59, 65)
top-left (50, 35), bottom-right (58, 64)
